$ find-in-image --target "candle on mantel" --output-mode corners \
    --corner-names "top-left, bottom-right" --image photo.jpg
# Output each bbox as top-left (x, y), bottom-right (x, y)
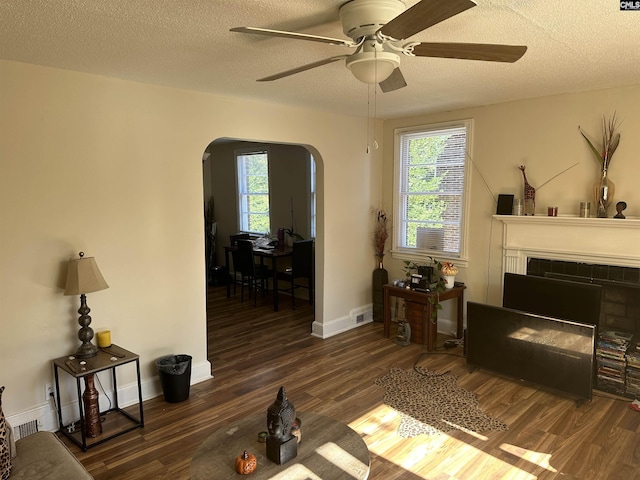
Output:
top-left (97, 330), bottom-right (111, 348)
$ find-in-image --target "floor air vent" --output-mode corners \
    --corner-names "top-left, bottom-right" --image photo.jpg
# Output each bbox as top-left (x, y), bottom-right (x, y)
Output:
top-left (14, 419), bottom-right (39, 440)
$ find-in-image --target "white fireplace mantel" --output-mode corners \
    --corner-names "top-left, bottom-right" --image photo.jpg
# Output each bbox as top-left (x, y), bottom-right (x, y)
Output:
top-left (495, 215), bottom-right (640, 278)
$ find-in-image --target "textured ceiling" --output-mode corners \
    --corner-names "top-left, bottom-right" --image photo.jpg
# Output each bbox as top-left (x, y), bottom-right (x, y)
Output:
top-left (1, 0), bottom-right (638, 119)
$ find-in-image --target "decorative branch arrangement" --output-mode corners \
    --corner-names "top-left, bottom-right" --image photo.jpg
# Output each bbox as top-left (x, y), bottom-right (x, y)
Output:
top-left (372, 208), bottom-right (389, 257)
top-left (578, 113), bottom-right (621, 171)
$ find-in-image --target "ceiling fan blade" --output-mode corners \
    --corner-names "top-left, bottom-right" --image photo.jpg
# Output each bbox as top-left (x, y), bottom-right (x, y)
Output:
top-left (379, 68), bottom-right (407, 93)
top-left (380, 0), bottom-right (476, 41)
top-left (230, 27), bottom-right (355, 47)
top-left (412, 43), bottom-right (527, 62)
top-left (257, 55), bottom-right (350, 82)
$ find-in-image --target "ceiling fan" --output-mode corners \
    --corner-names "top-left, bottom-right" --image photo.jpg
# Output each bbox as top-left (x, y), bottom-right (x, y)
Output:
top-left (231, 0), bottom-right (527, 92)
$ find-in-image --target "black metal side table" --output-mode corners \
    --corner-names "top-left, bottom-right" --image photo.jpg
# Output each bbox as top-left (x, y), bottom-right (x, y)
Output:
top-left (52, 344), bottom-right (144, 451)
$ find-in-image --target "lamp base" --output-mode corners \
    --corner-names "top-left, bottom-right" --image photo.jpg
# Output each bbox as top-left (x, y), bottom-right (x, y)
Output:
top-left (75, 341), bottom-right (99, 359)
top-left (75, 293), bottom-right (99, 358)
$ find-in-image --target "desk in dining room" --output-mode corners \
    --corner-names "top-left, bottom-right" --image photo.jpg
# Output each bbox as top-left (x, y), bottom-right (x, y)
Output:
top-left (383, 284), bottom-right (466, 351)
top-left (224, 245), bottom-right (292, 311)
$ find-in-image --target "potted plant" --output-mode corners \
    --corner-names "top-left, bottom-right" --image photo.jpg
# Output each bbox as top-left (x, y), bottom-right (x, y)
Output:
top-left (402, 257), bottom-right (445, 322)
top-left (283, 228), bottom-right (304, 246)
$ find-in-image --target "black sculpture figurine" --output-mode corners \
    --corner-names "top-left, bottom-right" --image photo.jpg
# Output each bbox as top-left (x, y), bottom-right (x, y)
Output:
top-left (614, 201), bottom-right (627, 219)
top-left (266, 386), bottom-right (297, 465)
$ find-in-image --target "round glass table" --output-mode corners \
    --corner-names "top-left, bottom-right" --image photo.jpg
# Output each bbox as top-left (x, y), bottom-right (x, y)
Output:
top-left (191, 412), bottom-right (370, 479)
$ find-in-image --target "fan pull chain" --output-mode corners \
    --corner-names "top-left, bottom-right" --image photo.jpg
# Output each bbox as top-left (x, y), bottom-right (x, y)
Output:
top-left (366, 82), bottom-right (372, 154)
top-left (366, 49), bottom-right (379, 153)
top-left (373, 56), bottom-right (379, 150)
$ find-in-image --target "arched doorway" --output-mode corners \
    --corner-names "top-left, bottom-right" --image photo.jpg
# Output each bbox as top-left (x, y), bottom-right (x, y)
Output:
top-left (202, 138), bottom-right (317, 313)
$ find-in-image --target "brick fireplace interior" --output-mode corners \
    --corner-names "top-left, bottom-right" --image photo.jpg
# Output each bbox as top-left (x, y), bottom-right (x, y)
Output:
top-left (526, 258), bottom-right (640, 336)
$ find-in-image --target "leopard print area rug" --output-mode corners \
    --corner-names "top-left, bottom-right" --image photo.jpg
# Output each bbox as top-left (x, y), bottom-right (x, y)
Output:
top-left (374, 367), bottom-right (508, 438)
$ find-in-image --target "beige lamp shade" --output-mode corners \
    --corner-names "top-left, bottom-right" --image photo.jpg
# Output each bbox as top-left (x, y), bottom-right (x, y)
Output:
top-left (64, 255), bottom-right (109, 295)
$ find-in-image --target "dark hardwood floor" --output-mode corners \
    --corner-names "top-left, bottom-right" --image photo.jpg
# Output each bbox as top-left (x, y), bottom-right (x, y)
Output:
top-left (66, 285), bottom-right (640, 479)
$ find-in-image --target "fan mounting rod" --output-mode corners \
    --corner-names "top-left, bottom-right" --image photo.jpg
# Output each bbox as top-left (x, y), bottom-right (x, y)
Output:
top-left (340, 0), bottom-right (406, 41)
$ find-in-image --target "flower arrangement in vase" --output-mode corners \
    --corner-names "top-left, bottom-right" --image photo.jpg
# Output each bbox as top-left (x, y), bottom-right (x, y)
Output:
top-left (579, 113), bottom-right (621, 217)
top-left (440, 262), bottom-right (458, 289)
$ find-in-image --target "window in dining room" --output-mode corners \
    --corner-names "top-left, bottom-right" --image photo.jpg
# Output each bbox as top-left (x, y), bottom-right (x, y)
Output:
top-left (236, 149), bottom-right (270, 234)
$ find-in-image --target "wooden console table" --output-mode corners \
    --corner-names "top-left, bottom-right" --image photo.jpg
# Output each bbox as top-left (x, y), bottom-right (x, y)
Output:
top-left (383, 284), bottom-right (466, 351)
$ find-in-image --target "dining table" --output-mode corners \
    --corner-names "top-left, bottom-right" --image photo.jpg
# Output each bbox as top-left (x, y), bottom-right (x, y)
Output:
top-left (225, 244), bottom-right (293, 311)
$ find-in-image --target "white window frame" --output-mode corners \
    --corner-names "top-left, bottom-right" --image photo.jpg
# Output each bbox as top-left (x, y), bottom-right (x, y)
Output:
top-left (309, 153), bottom-right (316, 239)
top-left (236, 148), bottom-right (271, 234)
top-left (391, 119), bottom-right (472, 267)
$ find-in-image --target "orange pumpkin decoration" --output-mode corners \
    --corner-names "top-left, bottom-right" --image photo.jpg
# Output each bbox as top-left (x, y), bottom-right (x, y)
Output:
top-left (235, 450), bottom-right (257, 475)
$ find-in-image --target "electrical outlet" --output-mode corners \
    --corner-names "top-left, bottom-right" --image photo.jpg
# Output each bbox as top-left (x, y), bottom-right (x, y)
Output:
top-left (45, 383), bottom-right (54, 401)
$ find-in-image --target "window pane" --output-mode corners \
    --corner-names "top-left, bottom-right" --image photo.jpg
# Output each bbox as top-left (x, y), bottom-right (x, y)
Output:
top-left (237, 151), bottom-right (270, 234)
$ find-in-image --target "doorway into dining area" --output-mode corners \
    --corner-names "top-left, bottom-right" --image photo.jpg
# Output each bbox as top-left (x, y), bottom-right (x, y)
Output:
top-left (202, 138), bottom-right (317, 313)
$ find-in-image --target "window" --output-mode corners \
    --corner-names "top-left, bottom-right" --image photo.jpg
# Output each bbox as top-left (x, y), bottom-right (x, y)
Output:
top-left (236, 150), bottom-right (270, 234)
top-left (393, 120), bottom-right (471, 262)
top-left (310, 154), bottom-right (316, 239)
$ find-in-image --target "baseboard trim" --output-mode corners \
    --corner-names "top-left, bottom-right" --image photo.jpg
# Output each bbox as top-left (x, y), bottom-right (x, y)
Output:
top-left (7, 359), bottom-right (213, 434)
top-left (312, 305), bottom-right (373, 338)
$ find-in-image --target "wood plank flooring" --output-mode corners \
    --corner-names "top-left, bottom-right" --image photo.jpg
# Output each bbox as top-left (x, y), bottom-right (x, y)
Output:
top-left (65, 286), bottom-right (640, 479)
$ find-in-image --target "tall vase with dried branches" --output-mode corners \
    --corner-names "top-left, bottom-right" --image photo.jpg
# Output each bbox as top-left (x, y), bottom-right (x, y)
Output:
top-left (579, 113), bottom-right (621, 218)
top-left (372, 208), bottom-right (389, 323)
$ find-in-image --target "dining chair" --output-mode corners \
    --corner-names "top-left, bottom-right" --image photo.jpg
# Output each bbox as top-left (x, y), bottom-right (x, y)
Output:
top-left (229, 233), bottom-right (251, 294)
top-left (233, 239), bottom-right (271, 305)
top-left (277, 240), bottom-right (314, 309)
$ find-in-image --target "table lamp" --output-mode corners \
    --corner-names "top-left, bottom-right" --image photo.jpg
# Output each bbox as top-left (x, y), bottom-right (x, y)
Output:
top-left (64, 252), bottom-right (109, 358)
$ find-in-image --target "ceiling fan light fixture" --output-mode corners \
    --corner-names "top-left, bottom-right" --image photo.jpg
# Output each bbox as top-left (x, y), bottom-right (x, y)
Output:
top-left (346, 51), bottom-right (400, 84)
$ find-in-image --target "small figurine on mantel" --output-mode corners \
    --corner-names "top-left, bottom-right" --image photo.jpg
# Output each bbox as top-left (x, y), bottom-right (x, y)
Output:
top-left (518, 165), bottom-right (536, 215)
top-left (614, 201), bottom-right (627, 219)
top-left (266, 386), bottom-right (298, 465)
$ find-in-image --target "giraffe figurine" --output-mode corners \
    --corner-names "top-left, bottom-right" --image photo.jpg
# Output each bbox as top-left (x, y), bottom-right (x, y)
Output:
top-left (518, 165), bottom-right (536, 215)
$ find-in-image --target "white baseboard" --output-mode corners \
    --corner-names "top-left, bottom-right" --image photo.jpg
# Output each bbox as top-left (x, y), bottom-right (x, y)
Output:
top-left (311, 304), bottom-right (373, 338)
top-left (7, 359), bottom-right (212, 434)
top-left (311, 306), bottom-right (460, 341)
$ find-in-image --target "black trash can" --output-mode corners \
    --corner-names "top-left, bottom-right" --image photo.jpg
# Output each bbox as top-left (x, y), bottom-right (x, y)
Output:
top-left (156, 354), bottom-right (192, 403)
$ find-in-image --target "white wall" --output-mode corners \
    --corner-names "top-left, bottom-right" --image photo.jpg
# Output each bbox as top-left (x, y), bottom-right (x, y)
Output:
top-left (382, 84), bottom-right (640, 317)
top-left (0, 59), bottom-right (382, 422)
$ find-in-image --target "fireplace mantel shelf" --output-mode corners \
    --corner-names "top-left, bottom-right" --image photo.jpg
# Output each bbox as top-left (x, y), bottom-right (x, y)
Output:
top-left (496, 214), bottom-right (640, 276)
top-left (494, 215), bottom-right (640, 229)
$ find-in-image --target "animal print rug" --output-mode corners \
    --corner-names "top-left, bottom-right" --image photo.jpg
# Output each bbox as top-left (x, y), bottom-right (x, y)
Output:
top-left (374, 366), bottom-right (508, 438)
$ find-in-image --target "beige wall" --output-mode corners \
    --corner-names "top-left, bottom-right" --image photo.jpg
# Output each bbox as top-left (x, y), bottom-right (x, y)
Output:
top-left (382, 84), bottom-right (640, 313)
top-left (0, 59), bottom-right (382, 420)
